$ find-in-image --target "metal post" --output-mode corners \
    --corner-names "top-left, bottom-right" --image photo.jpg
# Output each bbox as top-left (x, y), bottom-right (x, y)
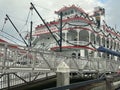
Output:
top-left (59, 12), bottom-right (63, 52)
top-left (7, 73), bottom-right (10, 90)
top-left (30, 21), bottom-right (33, 47)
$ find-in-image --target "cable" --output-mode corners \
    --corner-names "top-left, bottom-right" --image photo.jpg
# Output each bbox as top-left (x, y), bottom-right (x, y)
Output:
top-left (8, 15), bottom-right (27, 23)
top-left (6, 14), bottom-right (28, 46)
top-left (1, 18), bottom-right (8, 31)
top-left (0, 29), bottom-right (24, 43)
top-left (0, 16), bottom-right (26, 44)
top-left (25, 10), bottom-right (31, 25)
top-left (0, 34), bottom-right (18, 44)
top-left (33, 4), bottom-right (53, 12)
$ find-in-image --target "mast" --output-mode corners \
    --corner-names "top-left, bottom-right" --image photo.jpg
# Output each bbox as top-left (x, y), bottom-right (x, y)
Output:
top-left (59, 12), bottom-right (63, 52)
top-left (30, 2), bottom-right (63, 52)
top-left (29, 6), bottom-right (33, 47)
top-left (6, 14), bottom-right (28, 47)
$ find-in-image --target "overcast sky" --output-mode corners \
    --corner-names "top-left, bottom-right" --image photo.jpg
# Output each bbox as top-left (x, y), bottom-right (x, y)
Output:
top-left (0, 0), bottom-right (119, 45)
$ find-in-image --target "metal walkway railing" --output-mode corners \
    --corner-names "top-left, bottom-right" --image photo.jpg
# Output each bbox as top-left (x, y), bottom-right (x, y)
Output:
top-left (0, 42), bottom-right (120, 89)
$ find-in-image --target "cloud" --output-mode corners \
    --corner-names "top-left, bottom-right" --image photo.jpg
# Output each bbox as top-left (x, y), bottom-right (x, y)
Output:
top-left (0, 0), bottom-right (119, 45)
top-left (104, 0), bottom-right (120, 29)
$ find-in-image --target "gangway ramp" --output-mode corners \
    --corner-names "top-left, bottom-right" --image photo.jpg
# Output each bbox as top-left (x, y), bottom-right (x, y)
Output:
top-left (0, 42), bottom-right (120, 89)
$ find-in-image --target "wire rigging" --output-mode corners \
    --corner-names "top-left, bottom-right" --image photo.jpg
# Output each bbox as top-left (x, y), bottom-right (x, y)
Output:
top-left (0, 29), bottom-right (24, 43)
top-left (25, 10), bottom-right (31, 25)
top-left (0, 17), bottom-right (26, 44)
top-left (18, 10), bottom-right (32, 34)
top-left (1, 18), bottom-right (8, 31)
top-left (6, 14), bottom-right (28, 47)
top-left (0, 34), bottom-right (18, 44)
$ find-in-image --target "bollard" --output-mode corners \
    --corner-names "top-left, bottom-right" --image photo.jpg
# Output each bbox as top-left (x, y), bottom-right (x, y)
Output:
top-left (106, 75), bottom-right (115, 90)
top-left (56, 62), bottom-right (70, 89)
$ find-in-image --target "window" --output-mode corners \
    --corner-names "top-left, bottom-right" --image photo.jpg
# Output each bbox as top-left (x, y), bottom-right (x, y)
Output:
top-left (64, 12), bottom-right (67, 15)
top-left (71, 10), bottom-right (74, 14)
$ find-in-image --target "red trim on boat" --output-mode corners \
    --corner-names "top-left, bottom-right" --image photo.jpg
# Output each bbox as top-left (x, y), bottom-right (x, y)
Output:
top-left (51, 45), bottom-right (96, 51)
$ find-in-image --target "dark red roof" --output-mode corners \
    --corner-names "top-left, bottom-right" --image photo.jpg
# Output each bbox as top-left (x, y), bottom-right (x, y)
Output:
top-left (0, 38), bottom-right (7, 43)
top-left (0, 38), bottom-right (18, 48)
top-left (55, 5), bottom-right (87, 14)
top-left (35, 15), bottom-right (94, 30)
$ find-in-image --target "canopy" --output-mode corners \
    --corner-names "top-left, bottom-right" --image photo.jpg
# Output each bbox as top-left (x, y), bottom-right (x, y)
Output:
top-left (97, 46), bottom-right (120, 57)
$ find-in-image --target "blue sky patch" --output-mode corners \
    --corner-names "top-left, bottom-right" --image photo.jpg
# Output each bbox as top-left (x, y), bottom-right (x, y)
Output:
top-left (99, 0), bottom-right (107, 3)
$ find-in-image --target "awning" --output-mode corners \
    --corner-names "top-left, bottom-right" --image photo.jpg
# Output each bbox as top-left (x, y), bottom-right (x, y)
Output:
top-left (97, 46), bottom-right (120, 57)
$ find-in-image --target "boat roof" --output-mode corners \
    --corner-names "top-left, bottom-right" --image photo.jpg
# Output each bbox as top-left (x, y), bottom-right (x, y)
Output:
top-left (0, 38), bottom-right (18, 48)
top-left (55, 5), bottom-right (87, 14)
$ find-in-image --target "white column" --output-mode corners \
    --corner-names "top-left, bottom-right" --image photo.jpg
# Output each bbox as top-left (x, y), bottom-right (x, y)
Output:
top-left (64, 31), bottom-right (68, 46)
top-left (77, 30), bottom-right (79, 45)
top-left (81, 49), bottom-right (85, 57)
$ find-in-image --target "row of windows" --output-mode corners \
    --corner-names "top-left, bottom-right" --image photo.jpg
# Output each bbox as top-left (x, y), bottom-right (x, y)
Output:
top-left (71, 50), bottom-right (119, 61)
top-left (62, 9), bottom-right (84, 17)
top-left (73, 49), bottom-right (119, 60)
top-left (62, 9), bottom-right (74, 16)
top-left (61, 30), bottom-right (120, 51)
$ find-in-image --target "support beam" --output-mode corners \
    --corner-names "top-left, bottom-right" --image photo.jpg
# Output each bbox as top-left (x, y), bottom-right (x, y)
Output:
top-left (13, 73), bottom-right (28, 83)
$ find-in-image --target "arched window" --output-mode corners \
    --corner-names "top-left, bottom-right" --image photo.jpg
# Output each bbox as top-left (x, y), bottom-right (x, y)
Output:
top-left (62, 33), bottom-right (65, 41)
top-left (110, 40), bottom-right (113, 49)
top-left (71, 10), bottom-right (74, 14)
top-left (102, 37), bottom-right (105, 47)
top-left (72, 53), bottom-right (76, 58)
top-left (106, 39), bottom-right (109, 48)
top-left (90, 33), bottom-right (95, 44)
top-left (114, 42), bottom-right (116, 50)
top-left (79, 30), bottom-right (89, 42)
top-left (117, 43), bottom-right (119, 50)
top-left (96, 35), bottom-right (100, 45)
top-left (67, 30), bottom-right (77, 41)
top-left (85, 50), bottom-right (88, 58)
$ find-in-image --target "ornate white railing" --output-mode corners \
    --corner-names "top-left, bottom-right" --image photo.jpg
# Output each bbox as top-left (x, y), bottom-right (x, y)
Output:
top-left (0, 42), bottom-right (119, 74)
